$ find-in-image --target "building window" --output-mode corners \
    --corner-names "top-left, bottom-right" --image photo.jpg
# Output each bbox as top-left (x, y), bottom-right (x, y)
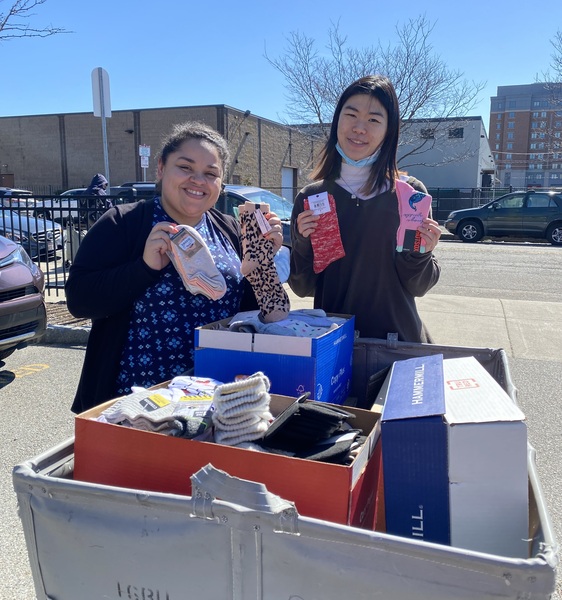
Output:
top-left (494, 153), bottom-right (499, 160)
top-left (531, 122), bottom-right (539, 129)
top-left (529, 164), bottom-right (535, 170)
top-left (420, 128), bottom-right (435, 139)
top-left (540, 133), bottom-right (545, 139)
top-left (495, 134), bottom-right (501, 140)
top-left (507, 133), bottom-right (514, 139)
top-left (507, 143), bottom-right (513, 149)
top-left (532, 112), bottom-right (539, 118)
top-left (495, 145), bottom-right (499, 150)
top-left (508, 100), bottom-right (516, 108)
top-left (530, 154), bottom-right (535, 159)
top-left (497, 114), bottom-right (502, 120)
top-left (497, 102), bottom-right (503, 109)
top-left (537, 164), bottom-right (543, 170)
top-left (506, 163), bottom-right (512, 169)
top-left (496, 123), bottom-right (501, 130)
top-left (552, 173), bottom-right (560, 179)
top-left (533, 101), bottom-right (540, 107)
top-left (555, 132), bottom-right (561, 138)
top-left (530, 144), bottom-right (537, 150)
top-left (531, 133), bottom-right (538, 139)
top-left (508, 122), bottom-right (515, 129)
top-left (541, 112), bottom-right (547, 118)
top-left (448, 127), bottom-right (464, 138)
top-left (508, 112), bottom-right (515, 118)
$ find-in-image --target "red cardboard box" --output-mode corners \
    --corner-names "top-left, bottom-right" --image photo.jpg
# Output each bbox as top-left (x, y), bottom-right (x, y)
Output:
top-left (74, 395), bottom-right (381, 529)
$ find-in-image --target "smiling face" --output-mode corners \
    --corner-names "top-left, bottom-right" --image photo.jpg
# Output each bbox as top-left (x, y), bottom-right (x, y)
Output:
top-left (157, 138), bottom-right (224, 226)
top-left (336, 93), bottom-right (389, 162)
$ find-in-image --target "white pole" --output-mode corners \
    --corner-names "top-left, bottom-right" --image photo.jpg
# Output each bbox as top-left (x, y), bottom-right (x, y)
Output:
top-left (98, 69), bottom-right (111, 189)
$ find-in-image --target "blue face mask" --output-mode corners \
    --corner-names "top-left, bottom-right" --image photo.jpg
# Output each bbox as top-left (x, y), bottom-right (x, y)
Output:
top-left (336, 142), bottom-right (380, 167)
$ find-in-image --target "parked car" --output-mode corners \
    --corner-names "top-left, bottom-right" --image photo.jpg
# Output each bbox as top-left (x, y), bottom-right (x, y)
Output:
top-left (218, 185), bottom-right (293, 247)
top-left (444, 190), bottom-right (562, 245)
top-left (34, 187), bottom-right (136, 224)
top-left (0, 187), bottom-right (36, 210)
top-left (0, 210), bottom-right (66, 260)
top-left (0, 234), bottom-right (47, 361)
top-left (117, 182), bottom-right (294, 246)
top-left (118, 182), bottom-right (158, 200)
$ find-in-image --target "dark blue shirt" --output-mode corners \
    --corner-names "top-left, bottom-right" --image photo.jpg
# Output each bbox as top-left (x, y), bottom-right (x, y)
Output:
top-left (115, 198), bottom-right (244, 394)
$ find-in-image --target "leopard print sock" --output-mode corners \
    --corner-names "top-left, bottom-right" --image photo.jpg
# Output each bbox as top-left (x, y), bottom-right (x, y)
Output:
top-left (239, 202), bottom-right (290, 323)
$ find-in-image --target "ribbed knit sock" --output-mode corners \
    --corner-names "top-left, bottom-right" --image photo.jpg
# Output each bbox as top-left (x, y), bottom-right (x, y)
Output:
top-left (304, 193), bottom-right (345, 273)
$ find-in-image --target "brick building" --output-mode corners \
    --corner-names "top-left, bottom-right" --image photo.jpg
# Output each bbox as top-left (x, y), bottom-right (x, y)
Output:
top-left (490, 83), bottom-right (562, 188)
top-left (0, 105), bottom-right (323, 201)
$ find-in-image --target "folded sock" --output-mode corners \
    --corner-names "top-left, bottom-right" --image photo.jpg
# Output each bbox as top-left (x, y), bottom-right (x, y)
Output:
top-left (167, 225), bottom-right (227, 300)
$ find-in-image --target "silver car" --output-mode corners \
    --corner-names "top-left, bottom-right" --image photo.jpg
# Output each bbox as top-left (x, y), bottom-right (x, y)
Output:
top-left (0, 210), bottom-right (65, 260)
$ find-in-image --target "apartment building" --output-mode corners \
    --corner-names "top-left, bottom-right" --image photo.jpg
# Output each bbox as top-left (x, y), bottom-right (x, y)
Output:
top-left (490, 83), bottom-right (562, 188)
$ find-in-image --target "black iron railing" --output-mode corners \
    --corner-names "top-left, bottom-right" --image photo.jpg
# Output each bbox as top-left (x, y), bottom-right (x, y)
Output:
top-left (1, 187), bottom-right (519, 291)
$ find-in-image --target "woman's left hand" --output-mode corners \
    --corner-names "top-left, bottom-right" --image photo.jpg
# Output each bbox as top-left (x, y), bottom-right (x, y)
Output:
top-left (417, 218), bottom-right (442, 253)
top-left (264, 212), bottom-right (284, 254)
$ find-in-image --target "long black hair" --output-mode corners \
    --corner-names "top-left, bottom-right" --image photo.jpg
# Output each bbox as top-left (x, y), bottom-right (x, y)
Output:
top-left (311, 75), bottom-right (400, 195)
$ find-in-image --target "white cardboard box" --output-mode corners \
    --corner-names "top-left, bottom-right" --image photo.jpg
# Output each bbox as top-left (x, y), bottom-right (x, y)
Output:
top-left (444, 356), bottom-right (528, 557)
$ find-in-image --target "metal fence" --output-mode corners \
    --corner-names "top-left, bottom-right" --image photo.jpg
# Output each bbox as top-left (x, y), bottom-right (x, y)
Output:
top-left (1, 187), bottom-right (515, 292)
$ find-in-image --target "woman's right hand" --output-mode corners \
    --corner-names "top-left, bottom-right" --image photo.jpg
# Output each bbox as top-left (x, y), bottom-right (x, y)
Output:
top-left (143, 221), bottom-right (178, 271)
top-left (296, 209), bottom-right (319, 239)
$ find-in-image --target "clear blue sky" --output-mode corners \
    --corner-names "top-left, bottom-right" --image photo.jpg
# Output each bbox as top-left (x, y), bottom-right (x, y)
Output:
top-left (2, 0), bottom-right (561, 136)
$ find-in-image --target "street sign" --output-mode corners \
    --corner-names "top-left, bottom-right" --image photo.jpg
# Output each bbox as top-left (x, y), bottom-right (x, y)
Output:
top-left (140, 156), bottom-right (149, 168)
top-left (92, 67), bottom-right (111, 118)
top-left (139, 145), bottom-right (151, 157)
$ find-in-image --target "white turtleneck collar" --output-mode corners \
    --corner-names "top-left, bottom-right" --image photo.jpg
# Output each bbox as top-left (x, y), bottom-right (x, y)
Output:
top-left (335, 162), bottom-right (389, 201)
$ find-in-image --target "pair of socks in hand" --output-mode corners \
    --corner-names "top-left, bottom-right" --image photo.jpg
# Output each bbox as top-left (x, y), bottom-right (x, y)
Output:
top-left (167, 225), bottom-right (227, 300)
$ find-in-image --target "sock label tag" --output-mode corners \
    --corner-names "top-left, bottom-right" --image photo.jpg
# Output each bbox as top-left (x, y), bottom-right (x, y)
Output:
top-left (254, 209), bottom-right (272, 234)
top-left (171, 228), bottom-right (203, 257)
top-left (307, 191), bottom-right (331, 215)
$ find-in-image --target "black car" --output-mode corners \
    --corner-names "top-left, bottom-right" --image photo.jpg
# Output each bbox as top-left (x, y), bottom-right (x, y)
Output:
top-left (444, 190), bottom-right (562, 245)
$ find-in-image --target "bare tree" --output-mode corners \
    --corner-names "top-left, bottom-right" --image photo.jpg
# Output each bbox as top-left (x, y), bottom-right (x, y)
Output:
top-left (0, 0), bottom-right (68, 41)
top-left (265, 16), bottom-right (486, 167)
top-left (551, 29), bottom-right (562, 82)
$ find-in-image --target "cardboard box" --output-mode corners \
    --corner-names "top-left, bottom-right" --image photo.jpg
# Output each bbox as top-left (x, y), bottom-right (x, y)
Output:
top-left (194, 314), bottom-right (355, 405)
top-left (380, 354), bottom-right (528, 557)
top-left (444, 356), bottom-right (528, 557)
top-left (379, 353), bottom-right (450, 545)
top-left (74, 394), bottom-right (381, 529)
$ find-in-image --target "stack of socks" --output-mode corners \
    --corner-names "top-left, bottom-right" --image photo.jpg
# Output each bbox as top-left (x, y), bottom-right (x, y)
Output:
top-left (99, 387), bottom-right (215, 439)
top-left (212, 372), bottom-right (273, 446)
top-left (167, 225), bottom-right (227, 300)
top-left (238, 202), bottom-right (290, 322)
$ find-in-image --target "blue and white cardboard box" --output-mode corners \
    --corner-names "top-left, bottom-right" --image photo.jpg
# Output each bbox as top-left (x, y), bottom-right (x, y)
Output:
top-left (194, 313), bottom-right (355, 405)
top-left (380, 354), bottom-right (528, 557)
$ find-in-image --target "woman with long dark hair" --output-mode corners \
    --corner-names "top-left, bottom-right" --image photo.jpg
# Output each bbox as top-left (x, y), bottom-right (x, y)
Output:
top-left (289, 75), bottom-right (442, 342)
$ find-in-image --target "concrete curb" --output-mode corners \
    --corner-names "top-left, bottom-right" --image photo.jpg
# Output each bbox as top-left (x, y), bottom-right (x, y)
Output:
top-left (44, 324), bottom-right (90, 345)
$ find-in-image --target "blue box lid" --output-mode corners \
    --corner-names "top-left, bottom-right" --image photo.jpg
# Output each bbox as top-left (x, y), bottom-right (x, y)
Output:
top-left (382, 354), bottom-right (445, 421)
